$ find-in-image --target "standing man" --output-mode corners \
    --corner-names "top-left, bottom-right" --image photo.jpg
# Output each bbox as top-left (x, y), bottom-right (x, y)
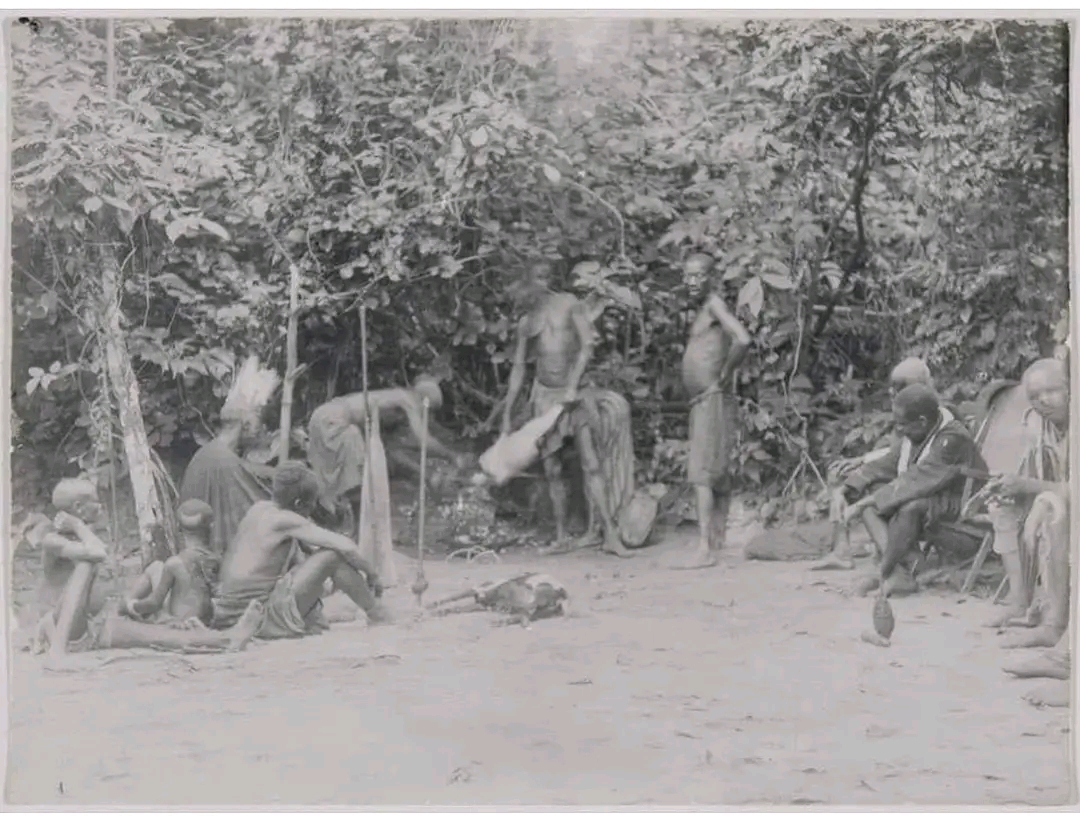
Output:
top-left (500, 266), bottom-right (632, 558)
top-left (671, 282), bottom-right (751, 570)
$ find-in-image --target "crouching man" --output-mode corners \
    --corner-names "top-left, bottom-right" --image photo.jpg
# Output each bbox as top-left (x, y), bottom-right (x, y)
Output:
top-left (844, 385), bottom-right (988, 596)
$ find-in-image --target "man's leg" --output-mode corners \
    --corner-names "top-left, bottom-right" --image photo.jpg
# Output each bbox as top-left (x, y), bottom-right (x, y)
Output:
top-left (102, 600), bottom-right (265, 653)
top-left (985, 502), bottom-right (1032, 628)
top-left (539, 452), bottom-right (573, 555)
top-left (813, 487), bottom-right (856, 570)
top-left (45, 561), bottom-right (98, 661)
top-left (575, 426), bottom-right (633, 558)
top-left (1002, 495), bottom-right (1069, 649)
top-left (862, 500), bottom-right (926, 597)
top-left (288, 550), bottom-right (389, 623)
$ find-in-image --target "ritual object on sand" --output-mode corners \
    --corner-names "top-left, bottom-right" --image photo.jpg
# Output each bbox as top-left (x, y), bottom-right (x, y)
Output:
top-left (428, 572), bottom-right (569, 626)
top-left (873, 590), bottom-right (895, 640)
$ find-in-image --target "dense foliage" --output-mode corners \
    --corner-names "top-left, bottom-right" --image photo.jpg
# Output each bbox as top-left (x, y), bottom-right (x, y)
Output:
top-left (9, 17), bottom-right (1070, 513)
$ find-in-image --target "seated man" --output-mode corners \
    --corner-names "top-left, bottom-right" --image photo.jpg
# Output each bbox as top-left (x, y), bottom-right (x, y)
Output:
top-left (843, 384), bottom-right (988, 596)
top-left (180, 356), bottom-right (278, 560)
top-left (984, 358), bottom-right (1070, 651)
top-left (121, 499), bottom-right (220, 627)
top-left (209, 460), bottom-right (391, 639)
top-left (25, 479), bottom-right (112, 658)
top-left (29, 484), bottom-right (264, 659)
top-left (815, 357), bottom-right (939, 570)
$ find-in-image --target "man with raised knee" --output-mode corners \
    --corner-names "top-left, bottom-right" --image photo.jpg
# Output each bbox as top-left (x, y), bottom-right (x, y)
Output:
top-left (815, 357), bottom-right (943, 571)
top-left (984, 358), bottom-right (1070, 657)
top-left (209, 460), bottom-right (390, 639)
top-left (844, 384), bottom-right (987, 596)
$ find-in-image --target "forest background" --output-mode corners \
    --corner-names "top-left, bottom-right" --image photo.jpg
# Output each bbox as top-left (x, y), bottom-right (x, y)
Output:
top-left (7, 17), bottom-right (1070, 546)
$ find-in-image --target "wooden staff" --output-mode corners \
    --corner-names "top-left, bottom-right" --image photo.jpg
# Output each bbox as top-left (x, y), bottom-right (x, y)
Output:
top-left (411, 396), bottom-right (431, 606)
top-left (357, 304), bottom-right (372, 546)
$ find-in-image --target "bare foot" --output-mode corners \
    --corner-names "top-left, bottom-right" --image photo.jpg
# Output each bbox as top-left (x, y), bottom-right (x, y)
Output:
top-left (882, 569), bottom-right (917, 598)
top-left (854, 574), bottom-right (880, 597)
top-left (601, 538), bottom-right (637, 559)
top-left (984, 603), bottom-right (1028, 629)
top-left (1023, 682), bottom-right (1070, 708)
top-left (1005, 604), bottom-right (1042, 628)
top-left (810, 552), bottom-right (854, 571)
top-left (1004, 651), bottom-right (1070, 680)
top-left (671, 547), bottom-right (718, 570)
top-left (860, 630), bottom-right (891, 648)
top-left (538, 540), bottom-right (576, 557)
top-left (366, 603), bottom-right (394, 626)
top-left (573, 532), bottom-right (603, 549)
top-left (226, 600), bottom-right (266, 652)
top-left (1001, 625), bottom-right (1066, 650)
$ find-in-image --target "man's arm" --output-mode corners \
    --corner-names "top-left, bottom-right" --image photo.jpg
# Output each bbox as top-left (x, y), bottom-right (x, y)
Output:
top-left (41, 521), bottom-right (107, 564)
top-left (279, 512), bottom-right (377, 579)
top-left (501, 316), bottom-right (531, 435)
top-left (844, 442), bottom-right (902, 497)
top-left (870, 431), bottom-right (976, 515)
top-left (565, 302), bottom-right (597, 398)
top-left (403, 399), bottom-right (457, 461)
top-left (706, 294), bottom-right (751, 383)
top-left (128, 558), bottom-right (178, 618)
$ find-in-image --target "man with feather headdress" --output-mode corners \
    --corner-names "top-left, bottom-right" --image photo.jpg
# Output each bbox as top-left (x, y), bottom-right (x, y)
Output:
top-left (180, 356), bottom-right (279, 559)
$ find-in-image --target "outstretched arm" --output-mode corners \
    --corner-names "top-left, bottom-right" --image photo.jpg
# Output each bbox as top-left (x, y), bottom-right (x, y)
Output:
top-left (502, 316), bottom-right (531, 435)
top-left (706, 293), bottom-right (751, 383)
top-left (565, 302), bottom-right (596, 398)
top-left (403, 399), bottom-right (457, 460)
top-left (281, 515), bottom-right (376, 579)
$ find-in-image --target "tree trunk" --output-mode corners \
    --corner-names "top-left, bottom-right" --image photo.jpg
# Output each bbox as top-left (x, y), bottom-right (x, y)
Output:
top-left (101, 263), bottom-right (169, 565)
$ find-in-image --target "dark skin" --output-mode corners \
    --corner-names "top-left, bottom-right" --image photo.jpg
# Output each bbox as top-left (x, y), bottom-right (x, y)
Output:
top-left (218, 497), bottom-right (386, 622)
top-left (122, 528), bottom-right (215, 627)
top-left (844, 401), bottom-right (939, 584)
top-left (500, 284), bottom-right (631, 557)
top-left (672, 291), bottom-right (750, 570)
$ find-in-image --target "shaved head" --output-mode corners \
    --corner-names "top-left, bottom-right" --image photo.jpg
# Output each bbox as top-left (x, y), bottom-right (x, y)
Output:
top-left (273, 460), bottom-right (319, 514)
top-left (890, 357), bottom-right (933, 390)
top-left (1023, 358), bottom-right (1067, 390)
top-left (52, 478), bottom-right (98, 510)
top-left (1023, 357), bottom-right (1069, 427)
top-left (177, 498), bottom-right (214, 532)
top-left (893, 384), bottom-right (940, 422)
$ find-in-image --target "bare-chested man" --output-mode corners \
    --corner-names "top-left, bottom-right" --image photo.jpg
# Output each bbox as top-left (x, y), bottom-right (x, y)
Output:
top-left (209, 460), bottom-right (391, 638)
top-left (500, 267), bottom-right (632, 558)
top-left (672, 283), bottom-right (751, 570)
top-left (121, 499), bottom-right (219, 626)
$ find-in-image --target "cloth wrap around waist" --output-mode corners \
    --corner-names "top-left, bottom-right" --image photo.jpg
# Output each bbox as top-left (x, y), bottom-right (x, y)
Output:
top-left (686, 383), bottom-right (739, 490)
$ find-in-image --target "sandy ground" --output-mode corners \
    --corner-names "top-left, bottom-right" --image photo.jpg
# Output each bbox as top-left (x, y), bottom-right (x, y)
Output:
top-left (4, 517), bottom-right (1075, 808)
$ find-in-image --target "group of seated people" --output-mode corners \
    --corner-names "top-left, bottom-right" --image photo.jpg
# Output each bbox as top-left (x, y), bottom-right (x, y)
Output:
top-left (815, 355), bottom-right (1071, 708)
top-left (24, 460), bottom-right (392, 662)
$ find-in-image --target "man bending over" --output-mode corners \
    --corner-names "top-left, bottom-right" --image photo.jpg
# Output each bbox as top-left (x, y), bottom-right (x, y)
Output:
top-left (844, 384), bottom-right (988, 596)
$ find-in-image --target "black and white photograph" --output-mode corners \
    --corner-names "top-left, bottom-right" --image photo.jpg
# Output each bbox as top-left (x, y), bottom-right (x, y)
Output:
top-left (3, 12), bottom-right (1075, 808)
